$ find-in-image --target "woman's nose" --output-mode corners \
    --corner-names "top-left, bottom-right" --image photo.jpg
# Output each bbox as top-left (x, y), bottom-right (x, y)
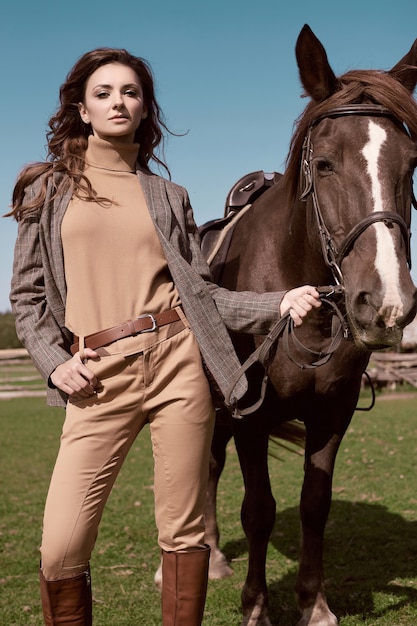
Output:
top-left (112, 94), bottom-right (124, 108)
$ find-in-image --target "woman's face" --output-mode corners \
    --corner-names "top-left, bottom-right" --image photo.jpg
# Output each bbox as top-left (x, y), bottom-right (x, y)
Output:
top-left (78, 62), bottom-right (147, 143)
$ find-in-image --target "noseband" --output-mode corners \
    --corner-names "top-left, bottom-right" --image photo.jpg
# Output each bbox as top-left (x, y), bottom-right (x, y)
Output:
top-left (300, 104), bottom-right (416, 284)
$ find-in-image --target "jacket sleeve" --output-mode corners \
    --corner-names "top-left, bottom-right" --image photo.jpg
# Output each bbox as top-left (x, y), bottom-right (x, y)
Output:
top-left (180, 189), bottom-right (285, 335)
top-left (9, 192), bottom-right (71, 383)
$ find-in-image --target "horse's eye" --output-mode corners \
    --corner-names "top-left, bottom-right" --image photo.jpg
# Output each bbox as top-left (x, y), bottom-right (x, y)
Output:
top-left (315, 159), bottom-right (334, 175)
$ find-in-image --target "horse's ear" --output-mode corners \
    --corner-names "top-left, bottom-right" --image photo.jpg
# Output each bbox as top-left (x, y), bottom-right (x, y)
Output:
top-left (389, 38), bottom-right (417, 94)
top-left (295, 24), bottom-right (339, 102)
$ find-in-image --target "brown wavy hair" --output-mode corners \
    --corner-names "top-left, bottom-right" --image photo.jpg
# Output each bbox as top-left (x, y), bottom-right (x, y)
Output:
top-left (8, 48), bottom-right (173, 219)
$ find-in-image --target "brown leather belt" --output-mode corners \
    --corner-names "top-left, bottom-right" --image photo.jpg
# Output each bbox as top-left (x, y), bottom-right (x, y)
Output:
top-left (70, 309), bottom-right (181, 355)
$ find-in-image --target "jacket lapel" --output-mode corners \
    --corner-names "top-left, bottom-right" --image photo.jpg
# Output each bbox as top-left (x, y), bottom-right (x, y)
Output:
top-left (137, 169), bottom-right (172, 239)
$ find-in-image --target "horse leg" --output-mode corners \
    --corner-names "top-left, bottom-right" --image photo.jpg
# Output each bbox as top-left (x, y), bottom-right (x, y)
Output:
top-left (206, 407), bottom-right (234, 579)
top-left (234, 415), bottom-right (275, 626)
top-left (295, 425), bottom-right (343, 626)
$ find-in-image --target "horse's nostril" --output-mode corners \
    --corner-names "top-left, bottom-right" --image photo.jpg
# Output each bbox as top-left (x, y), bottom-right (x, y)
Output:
top-left (355, 292), bottom-right (374, 317)
top-left (375, 316), bottom-right (387, 329)
top-left (357, 292), bottom-right (371, 307)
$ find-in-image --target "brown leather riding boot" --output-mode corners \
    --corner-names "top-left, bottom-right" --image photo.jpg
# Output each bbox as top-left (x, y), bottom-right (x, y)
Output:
top-left (39, 567), bottom-right (92, 625)
top-left (161, 545), bottom-right (210, 626)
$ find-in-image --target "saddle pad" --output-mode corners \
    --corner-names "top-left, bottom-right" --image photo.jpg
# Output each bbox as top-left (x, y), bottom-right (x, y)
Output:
top-left (200, 205), bottom-right (252, 283)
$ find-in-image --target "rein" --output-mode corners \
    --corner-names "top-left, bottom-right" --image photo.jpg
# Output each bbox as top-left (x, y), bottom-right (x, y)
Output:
top-left (225, 286), bottom-right (348, 418)
top-left (225, 104), bottom-right (415, 418)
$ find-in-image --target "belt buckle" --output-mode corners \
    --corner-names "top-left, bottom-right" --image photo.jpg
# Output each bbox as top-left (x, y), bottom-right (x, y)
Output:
top-left (136, 313), bottom-right (158, 333)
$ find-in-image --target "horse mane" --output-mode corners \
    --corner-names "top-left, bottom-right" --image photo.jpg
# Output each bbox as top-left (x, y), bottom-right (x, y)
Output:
top-left (285, 69), bottom-right (417, 203)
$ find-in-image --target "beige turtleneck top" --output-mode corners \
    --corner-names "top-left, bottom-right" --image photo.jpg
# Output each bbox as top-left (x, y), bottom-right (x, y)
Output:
top-left (61, 135), bottom-right (181, 339)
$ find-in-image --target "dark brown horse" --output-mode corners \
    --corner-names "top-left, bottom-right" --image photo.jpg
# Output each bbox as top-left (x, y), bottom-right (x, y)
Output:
top-left (201, 25), bottom-right (417, 626)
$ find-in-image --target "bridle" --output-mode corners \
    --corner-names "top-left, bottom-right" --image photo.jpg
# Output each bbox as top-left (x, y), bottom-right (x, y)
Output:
top-left (300, 104), bottom-right (416, 284)
top-left (225, 104), bottom-right (417, 417)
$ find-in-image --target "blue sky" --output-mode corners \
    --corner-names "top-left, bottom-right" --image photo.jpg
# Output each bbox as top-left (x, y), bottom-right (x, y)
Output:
top-left (1, 0), bottom-right (416, 311)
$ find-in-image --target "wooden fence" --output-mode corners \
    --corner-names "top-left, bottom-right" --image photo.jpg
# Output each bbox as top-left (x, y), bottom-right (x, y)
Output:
top-left (2, 349), bottom-right (417, 399)
top-left (366, 352), bottom-right (417, 390)
top-left (0, 349), bottom-right (45, 399)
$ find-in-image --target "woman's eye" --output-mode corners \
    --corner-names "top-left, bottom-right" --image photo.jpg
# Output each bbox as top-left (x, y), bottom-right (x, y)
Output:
top-left (125, 90), bottom-right (137, 97)
top-left (96, 91), bottom-right (109, 99)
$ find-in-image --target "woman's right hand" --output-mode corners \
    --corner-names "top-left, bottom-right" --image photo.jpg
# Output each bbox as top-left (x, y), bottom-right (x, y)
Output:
top-left (50, 348), bottom-right (99, 398)
top-left (279, 285), bottom-right (321, 326)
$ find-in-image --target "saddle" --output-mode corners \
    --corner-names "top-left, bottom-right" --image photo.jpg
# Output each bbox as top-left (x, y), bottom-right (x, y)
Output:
top-left (224, 170), bottom-right (282, 216)
top-left (199, 170), bottom-right (282, 282)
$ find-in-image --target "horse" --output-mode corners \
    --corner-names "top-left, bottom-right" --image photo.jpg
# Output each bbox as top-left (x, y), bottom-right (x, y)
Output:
top-left (200, 24), bottom-right (417, 626)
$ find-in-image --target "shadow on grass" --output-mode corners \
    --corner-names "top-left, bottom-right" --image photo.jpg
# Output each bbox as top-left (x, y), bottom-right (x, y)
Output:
top-left (219, 500), bottom-right (417, 625)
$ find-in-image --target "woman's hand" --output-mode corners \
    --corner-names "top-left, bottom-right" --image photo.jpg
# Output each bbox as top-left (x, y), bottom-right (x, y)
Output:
top-left (280, 285), bottom-right (321, 326)
top-left (50, 348), bottom-right (99, 398)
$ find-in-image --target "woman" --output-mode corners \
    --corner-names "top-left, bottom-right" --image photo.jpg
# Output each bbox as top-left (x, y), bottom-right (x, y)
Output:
top-left (8, 48), bottom-right (321, 625)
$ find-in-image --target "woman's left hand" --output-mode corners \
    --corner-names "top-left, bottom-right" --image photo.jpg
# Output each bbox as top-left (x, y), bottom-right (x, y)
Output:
top-left (279, 285), bottom-right (321, 326)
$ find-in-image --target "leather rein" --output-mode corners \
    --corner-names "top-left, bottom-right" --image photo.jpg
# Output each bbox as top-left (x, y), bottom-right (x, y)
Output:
top-left (225, 104), bottom-right (416, 418)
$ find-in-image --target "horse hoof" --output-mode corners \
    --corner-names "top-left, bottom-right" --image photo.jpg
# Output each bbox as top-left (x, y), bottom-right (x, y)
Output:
top-left (208, 548), bottom-right (234, 579)
top-left (296, 607), bottom-right (338, 626)
top-left (153, 563), bottom-right (162, 592)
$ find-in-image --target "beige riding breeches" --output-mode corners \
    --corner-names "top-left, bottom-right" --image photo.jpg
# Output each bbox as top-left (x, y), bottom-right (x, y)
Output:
top-left (40, 315), bottom-right (215, 580)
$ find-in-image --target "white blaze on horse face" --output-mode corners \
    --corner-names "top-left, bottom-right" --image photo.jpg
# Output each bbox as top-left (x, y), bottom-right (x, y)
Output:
top-left (361, 120), bottom-right (403, 327)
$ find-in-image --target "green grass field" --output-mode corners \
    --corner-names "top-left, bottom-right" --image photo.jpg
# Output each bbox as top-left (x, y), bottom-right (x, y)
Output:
top-left (1, 393), bottom-right (417, 625)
